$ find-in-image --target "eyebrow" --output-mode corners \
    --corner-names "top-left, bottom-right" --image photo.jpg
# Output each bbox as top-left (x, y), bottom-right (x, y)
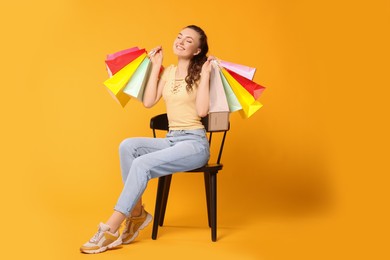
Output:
top-left (178, 33), bottom-right (194, 40)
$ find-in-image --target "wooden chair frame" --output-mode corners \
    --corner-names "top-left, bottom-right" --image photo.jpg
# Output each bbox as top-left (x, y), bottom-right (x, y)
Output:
top-left (150, 113), bottom-right (229, 242)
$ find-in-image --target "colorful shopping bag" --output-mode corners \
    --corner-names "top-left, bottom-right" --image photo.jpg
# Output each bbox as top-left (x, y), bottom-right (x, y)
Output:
top-left (103, 53), bottom-right (147, 107)
top-left (219, 60), bottom-right (256, 80)
top-left (105, 48), bottom-right (146, 77)
top-left (209, 64), bottom-right (229, 113)
top-left (106, 46), bottom-right (139, 60)
top-left (225, 68), bottom-right (265, 100)
top-left (219, 70), bottom-right (242, 112)
top-left (123, 57), bottom-right (151, 101)
top-left (221, 68), bottom-right (263, 118)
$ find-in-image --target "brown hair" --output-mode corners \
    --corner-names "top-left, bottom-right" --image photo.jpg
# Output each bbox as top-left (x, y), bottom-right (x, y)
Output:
top-left (184, 25), bottom-right (209, 92)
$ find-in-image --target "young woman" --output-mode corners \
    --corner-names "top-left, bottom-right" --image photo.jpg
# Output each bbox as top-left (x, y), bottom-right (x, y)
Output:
top-left (80, 25), bottom-right (214, 254)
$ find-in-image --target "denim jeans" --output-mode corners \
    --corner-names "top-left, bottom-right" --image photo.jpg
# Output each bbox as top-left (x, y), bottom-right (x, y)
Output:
top-left (114, 129), bottom-right (210, 216)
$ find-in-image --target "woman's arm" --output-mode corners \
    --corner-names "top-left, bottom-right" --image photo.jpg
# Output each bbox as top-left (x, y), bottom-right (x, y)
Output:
top-left (196, 56), bottom-right (214, 117)
top-left (143, 47), bottom-right (165, 108)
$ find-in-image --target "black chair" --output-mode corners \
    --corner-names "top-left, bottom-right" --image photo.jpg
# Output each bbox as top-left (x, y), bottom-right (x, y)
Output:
top-left (150, 113), bottom-right (229, 242)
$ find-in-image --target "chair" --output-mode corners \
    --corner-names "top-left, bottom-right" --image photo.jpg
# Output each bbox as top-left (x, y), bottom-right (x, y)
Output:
top-left (150, 113), bottom-right (229, 242)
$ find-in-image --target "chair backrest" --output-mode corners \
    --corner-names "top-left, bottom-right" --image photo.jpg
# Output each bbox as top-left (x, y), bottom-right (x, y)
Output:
top-left (150, 113), bottom-right (229, 164)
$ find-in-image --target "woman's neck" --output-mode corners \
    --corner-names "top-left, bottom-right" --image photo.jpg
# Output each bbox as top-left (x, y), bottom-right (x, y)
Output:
top-left (176, 58), bottom-right (190, 79)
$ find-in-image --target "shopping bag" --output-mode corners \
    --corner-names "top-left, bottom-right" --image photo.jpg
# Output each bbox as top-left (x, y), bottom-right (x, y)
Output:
top-left (123, 57), bottom-right (151, 101)
top-left (105, 48), bottom-right (146, 77)
top-left (221, 68), bottom-right (263, 118)
top-left (103, 53), bottom-right (147, 107)
top-left (219, 60), bottom-right (256, 80)
top-left (225, 68), bottom-right (265, 100)
top-left (209, 64), bottom-right (229, 113)
top-left (219, 70), bottom-right (242, 112)
top-left (106, 46), bottom-right (139, 60)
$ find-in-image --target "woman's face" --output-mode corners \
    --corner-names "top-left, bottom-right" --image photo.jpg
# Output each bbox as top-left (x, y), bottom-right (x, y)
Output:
top-left (173, 28), bottom-right (201, 59)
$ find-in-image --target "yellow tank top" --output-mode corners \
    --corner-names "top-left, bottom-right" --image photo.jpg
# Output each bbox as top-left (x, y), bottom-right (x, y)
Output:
top-left (162, 65), bottom-right (204, 130)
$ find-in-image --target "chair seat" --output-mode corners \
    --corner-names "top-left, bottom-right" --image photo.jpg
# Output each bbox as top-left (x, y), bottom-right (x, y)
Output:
top-left (189, 163), bottom-right (223, 173)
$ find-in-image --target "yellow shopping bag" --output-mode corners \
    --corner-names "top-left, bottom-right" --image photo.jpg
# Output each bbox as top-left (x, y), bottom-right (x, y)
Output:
top-left (103, 53), bottom-right (147, 107)
top-left (221, 68), bottom-right (263, 118)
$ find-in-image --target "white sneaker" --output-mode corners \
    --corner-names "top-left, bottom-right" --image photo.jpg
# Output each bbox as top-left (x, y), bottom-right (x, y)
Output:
top-left (80, 222), bottom-right (122, 254)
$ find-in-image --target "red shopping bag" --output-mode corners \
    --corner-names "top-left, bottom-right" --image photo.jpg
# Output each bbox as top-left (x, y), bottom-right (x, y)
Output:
top-left (106, 47), bottom-right (139, 60)
top-left (105, 48), bottom-right (146, 76)
top-left (225, 68), bottom-right (265, 100)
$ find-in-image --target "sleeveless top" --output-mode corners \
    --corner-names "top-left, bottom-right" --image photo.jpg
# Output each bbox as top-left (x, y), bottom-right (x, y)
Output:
top-left (161, 65), bottom-right (204, 130)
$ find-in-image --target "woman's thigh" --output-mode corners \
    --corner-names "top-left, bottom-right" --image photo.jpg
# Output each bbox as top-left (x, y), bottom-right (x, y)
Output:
top-left (119, 137), bottom-right (172, 182)
top-left (132, 139), bottom-right (210, 179)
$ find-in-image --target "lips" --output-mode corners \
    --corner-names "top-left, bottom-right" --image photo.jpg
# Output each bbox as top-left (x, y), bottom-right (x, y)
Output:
top-left (176, 45), bottom-right (185, 51)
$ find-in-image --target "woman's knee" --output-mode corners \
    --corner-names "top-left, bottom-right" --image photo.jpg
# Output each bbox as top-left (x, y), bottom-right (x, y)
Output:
top-left (129, 157), bottom-right (152, 180)
top-left (119, 138), bottom-right (136, 155)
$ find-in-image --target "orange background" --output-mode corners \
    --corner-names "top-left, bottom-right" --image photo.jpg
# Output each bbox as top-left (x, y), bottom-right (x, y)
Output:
top-left (0, 0), bottom-right (389, 259)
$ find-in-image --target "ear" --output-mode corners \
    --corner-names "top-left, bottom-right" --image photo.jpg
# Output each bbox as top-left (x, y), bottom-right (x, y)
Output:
top-left (194, 48), bottom-right (201, 56)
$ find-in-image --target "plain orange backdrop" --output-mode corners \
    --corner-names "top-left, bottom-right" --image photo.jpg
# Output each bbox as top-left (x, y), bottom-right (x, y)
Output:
top-left (0, 0), bottom-right (389, 259)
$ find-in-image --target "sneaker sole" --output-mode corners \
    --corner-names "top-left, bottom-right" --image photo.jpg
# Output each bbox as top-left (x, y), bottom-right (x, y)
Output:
top-left (80, 237), bottom-right (122, 254)
top-left (122, 213), bottom-right (153, 244)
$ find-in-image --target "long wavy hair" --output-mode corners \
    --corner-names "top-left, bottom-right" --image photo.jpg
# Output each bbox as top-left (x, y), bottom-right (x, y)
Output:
top-left (184, 25), bottom-right (209, 92)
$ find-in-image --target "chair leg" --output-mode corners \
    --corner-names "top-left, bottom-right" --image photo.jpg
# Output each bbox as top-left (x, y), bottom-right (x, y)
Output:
top-left (159, 174), bottom-right (172, 226)
top-left (152, 176), bottom-right (166, 240)
top-left (210, 172), bottom-right (217, 242)
top-left (204, 172), bottom-right (211, 227)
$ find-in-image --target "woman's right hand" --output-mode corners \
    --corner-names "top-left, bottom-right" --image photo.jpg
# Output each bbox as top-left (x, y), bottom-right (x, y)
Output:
top-left (143, 46), bottom-right (164, 108)
top-left (149, 46), bottom-right (163, 67)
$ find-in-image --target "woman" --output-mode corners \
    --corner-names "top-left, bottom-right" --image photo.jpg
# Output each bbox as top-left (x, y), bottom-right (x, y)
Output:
top-left (80, 25), bottom-right (214, 254)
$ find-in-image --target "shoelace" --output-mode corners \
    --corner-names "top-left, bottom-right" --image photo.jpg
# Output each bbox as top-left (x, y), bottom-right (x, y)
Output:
top-left (90, 227), bottom-right (103, 243)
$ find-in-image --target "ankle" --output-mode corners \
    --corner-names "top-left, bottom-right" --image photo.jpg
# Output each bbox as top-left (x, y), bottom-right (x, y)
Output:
top-left (131, 210), bottom-right (142, 217)
top-left (131, 207), bottom-right (143, 217)
top-left (106, 223), bottom-right (118, 233)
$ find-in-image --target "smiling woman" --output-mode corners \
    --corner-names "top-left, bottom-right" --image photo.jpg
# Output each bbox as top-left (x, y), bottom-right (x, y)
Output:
top-left (173, 25), bottom-right (210, 98)
top-left (80, 25), bottom-right (215, 254)
top-left (174, 31), bottom-right (200, 57)
top-left (3, 0), bottom-right (387, 258)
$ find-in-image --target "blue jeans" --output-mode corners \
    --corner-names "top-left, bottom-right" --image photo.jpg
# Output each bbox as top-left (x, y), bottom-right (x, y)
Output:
top-left (114, 129), bottom-right (210, 216)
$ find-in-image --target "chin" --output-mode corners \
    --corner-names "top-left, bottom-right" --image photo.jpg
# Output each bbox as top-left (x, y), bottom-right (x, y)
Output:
top-left (173, 49), bottom-right (180, 56)
top-left (174, 51), bottom-right (191, 59)
top-left (173, 47), bottom-right (191, 58)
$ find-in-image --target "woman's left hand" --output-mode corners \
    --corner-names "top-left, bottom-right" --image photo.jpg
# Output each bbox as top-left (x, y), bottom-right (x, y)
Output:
top-left (201, 56), bottom-right (216, 76)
